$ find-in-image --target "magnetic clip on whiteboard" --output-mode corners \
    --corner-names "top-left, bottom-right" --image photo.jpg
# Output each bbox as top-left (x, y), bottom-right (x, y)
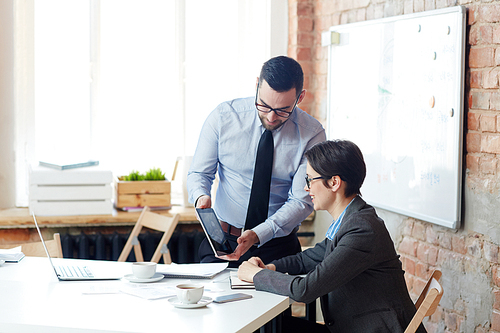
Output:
top-left (322, 31), bottom-right (340, 46)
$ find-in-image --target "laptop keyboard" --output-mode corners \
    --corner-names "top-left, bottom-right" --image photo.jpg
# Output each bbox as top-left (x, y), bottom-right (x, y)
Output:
top-left (55, 265), bottom-right (94, 278)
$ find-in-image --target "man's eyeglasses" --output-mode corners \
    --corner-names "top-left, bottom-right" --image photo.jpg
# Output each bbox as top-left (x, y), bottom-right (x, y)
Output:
top-left (255, 82), bottom-right (300, 118)
top-left (305, 175), bottom-right (328, 189)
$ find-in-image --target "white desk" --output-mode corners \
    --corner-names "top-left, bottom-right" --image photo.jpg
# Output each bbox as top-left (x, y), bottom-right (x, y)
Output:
top-left (0, 257), bottom-right (289, 333)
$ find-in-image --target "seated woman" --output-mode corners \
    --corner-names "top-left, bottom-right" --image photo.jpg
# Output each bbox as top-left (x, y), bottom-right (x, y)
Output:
top-left (238, 140), bottom-right (426, 333)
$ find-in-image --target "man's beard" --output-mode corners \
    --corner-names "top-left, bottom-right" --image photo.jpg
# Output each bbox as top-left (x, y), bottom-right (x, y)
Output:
top-left (258, 113), bottom-right (287, 131)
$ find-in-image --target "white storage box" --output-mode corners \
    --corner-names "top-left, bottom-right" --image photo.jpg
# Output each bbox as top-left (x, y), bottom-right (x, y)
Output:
top-left (29, 166), bottom-right (113, 216)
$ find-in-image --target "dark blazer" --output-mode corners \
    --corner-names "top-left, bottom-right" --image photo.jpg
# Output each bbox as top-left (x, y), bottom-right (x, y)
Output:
top-left (253, 196), bottom-right (426, 333)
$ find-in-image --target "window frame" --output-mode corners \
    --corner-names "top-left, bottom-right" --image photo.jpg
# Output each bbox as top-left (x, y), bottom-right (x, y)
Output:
top-left (13, 0), bottom-right (288, 207)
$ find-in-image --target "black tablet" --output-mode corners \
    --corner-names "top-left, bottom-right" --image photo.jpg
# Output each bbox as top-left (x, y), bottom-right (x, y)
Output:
top-left (195, 208), bottom-right (234, 257)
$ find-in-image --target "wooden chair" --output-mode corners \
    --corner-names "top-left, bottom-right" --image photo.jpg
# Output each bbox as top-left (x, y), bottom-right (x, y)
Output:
top-left (405, 270), bottom-right (444, 333)
top-left (118, 206), bottom-right (180, 264)
top-left (0, 233), bottom-right (63, 258)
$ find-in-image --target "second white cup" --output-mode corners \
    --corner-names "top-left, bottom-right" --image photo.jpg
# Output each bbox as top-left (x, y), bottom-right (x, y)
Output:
top-left (132, 262), bottom-right (157, 279)
top-left (176, 284), bottom-right (204, 304)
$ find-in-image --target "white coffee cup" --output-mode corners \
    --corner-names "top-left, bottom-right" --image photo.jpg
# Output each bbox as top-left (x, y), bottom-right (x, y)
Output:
top-left (176, 284), bottom-right (204, 304)
top-left (132, 262), bottom-right (157, 279)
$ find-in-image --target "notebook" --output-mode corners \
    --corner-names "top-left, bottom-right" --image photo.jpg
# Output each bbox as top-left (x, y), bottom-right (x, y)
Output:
top-left (229, 271), bottom-right (255, 289)
top-left (33, 213), bottom-right (122, 281)
top-left (0, 247), bottom-right (25, 263)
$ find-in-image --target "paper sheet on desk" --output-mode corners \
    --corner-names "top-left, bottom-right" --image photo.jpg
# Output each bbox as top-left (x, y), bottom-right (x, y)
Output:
top-left (119, 284), bottom-right (177, 300)
top-left (158, 262), bottom-right (228, 279)
top-left (82, 284), bottom-right (177, 300)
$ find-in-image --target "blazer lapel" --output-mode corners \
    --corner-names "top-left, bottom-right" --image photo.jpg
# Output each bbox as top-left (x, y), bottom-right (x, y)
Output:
top-left (329, 196), bottom-right (366, 248)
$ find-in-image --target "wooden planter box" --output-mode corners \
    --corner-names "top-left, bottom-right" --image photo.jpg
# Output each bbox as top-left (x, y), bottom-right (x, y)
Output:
top-left (115, 179), bottom-right (171, 209)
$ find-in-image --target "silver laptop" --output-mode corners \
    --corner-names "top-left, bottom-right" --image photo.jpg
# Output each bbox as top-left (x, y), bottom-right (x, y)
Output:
top-left (33, 213), bottom-right (122, 281)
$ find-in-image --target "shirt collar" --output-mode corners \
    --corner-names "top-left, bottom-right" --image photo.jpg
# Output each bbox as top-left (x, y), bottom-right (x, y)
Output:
top-left (325, 196), bottom-right (357, 241)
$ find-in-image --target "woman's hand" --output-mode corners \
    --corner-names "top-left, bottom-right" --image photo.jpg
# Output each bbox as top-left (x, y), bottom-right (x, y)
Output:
top-left (237, 257), bottom-right (275, 282)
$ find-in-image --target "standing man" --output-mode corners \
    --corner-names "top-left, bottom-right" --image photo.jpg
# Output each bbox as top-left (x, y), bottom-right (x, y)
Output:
top-left (187, 56), bottom-right (326, 267)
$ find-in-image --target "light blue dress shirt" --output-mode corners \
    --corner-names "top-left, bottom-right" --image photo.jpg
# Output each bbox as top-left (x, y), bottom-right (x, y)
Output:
top-left (187, 97), bottom-right (326, 245)
top-left (325, 197), bottom-right (356, 241)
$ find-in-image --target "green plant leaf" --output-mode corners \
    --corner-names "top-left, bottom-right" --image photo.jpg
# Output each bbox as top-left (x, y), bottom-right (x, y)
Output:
top-left (122, 168), bottom-right (165, 181)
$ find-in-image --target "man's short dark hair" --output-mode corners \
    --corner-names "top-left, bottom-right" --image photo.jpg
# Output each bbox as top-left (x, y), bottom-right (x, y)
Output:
top-left (259, 56), bottom-right (304, 98)
top-left (305, 140), bottom-right (366, 197)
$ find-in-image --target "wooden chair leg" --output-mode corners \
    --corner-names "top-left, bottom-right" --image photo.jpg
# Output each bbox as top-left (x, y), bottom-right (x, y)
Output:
top-left (54, 233), bottom-right (63, 258)
top-left (133, 243), bottom-right (144, 262)
top-left (117, 208), bottom-right (148, 262)
top-left (162, 251), bottom-right (172, 264)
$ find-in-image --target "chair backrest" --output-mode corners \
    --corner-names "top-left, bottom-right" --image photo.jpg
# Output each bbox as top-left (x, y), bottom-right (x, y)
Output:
top-left (117, 206), bottom-right (180, 264)
top-left (404, 270), bottom-right (444, 333)
top-left (0, 233), bottom-right (63, 258)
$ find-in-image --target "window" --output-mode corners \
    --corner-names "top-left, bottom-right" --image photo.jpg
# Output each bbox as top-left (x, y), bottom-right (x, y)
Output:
top-left (14, 0), bottom-right (288, 206)
top-left (34, 1), bottom-right (92, 162)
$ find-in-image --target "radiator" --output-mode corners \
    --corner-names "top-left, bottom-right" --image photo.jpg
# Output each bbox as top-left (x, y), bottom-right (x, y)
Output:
top-left (60, 230), bottom-right (206, 264)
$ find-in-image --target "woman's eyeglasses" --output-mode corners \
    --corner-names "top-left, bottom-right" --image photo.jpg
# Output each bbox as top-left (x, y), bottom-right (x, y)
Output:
top-left (305, 175), bottom-right (328, 189)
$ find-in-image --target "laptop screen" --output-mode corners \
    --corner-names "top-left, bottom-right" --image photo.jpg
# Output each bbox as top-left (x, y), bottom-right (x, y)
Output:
top-left (32, 213), bottom-right (60, 276)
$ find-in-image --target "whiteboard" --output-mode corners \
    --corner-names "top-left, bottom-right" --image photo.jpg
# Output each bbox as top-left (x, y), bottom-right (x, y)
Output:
top-left (326, 6), bottom-right (466, 229)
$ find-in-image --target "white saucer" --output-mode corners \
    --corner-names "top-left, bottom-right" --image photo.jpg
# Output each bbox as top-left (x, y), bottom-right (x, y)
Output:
top-left (0, 260), bottom-right (5, 266)
top-left (168, 296), bottom-right (213, 309)
top-left (123, 273), bottom-right (164, 283)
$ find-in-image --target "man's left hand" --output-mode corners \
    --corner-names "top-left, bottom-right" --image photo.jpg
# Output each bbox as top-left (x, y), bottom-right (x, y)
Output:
top-left (218, 230), bottom-right (259, 261)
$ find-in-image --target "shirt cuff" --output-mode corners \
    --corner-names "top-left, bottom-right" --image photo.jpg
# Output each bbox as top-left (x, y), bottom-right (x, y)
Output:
top-left (189, 190), bottom-right (209, 205)
top-left (251, 222), bottom-right (273, 246)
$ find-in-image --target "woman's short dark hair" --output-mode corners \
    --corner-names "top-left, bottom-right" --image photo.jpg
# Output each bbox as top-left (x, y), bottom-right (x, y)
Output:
top-left (259, 56), bottom-right (303, 98)
top-left (305, 140), bottom-right (366, 197)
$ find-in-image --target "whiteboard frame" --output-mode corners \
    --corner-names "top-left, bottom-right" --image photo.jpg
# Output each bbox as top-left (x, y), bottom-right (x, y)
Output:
top-left (326, 6), bottom-right (466, 229)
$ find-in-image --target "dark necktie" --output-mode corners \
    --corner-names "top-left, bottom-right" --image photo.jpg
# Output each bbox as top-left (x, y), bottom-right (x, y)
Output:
top-left (245, 129), bottom-right (274, 230)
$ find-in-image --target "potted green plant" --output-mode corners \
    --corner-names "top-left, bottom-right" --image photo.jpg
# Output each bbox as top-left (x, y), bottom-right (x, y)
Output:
top-left (115, 168), bottom-right (171, 209)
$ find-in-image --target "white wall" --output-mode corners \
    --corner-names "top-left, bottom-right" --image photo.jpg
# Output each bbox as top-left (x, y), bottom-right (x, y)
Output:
top-left (0, 0), bottom-right (16, 209)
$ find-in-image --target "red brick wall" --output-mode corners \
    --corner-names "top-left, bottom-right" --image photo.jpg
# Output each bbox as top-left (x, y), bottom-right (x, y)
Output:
top-left (290, 1), bottom-right (500, 332)
top-left (468, 3), bottom-right (500, 193)
top-left (289, 0), bottom-right (316, 114)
